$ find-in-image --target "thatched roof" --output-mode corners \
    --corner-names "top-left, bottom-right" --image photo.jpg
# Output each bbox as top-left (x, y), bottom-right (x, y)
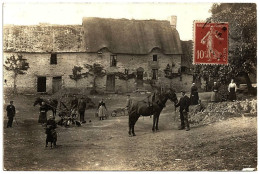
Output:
top-left (3, 25), bottom-right (85, 53)
top-left (83, 17), bottom-right (182, 55)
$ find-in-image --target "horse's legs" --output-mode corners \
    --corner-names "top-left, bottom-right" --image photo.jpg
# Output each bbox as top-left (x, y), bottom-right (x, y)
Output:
top-left (152, 114), bottom-right (157, 132)
top-left (131, 114), bottom-right (139, 136)
top-left (132, 124), bottom-right (136, 136)
top-left (156, 114), bottom-right (160, 131)
top-left (45, 140), bottom-right (48, 147)
top-left (128, 114), bottom-right (132, 136)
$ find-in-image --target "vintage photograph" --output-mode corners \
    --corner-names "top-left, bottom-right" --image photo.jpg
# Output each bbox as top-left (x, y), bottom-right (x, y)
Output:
top-left (2, 2), bottom-right (257, 171)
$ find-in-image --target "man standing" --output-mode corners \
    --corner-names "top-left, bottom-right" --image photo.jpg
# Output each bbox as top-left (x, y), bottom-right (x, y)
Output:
top-left (71, 95), bottom-right (78, 110)
top-left (78, 97), bottom-right (87, 123)
top-left (125, 94), bottom-right (132, 114)
top-left (6, 101), bottom-right (16, 128)
top-left (175, 91), bottom-right (190, 131)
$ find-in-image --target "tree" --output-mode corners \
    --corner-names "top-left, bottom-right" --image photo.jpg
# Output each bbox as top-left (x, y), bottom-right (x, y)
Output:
top-left (84, 63), bottom-right (106, 94)
top-left (69, 66), bottom-right (84, 88)
top-left (197, 3), bottom-right (256, 93)
top-left (115, 71), bottom-right (136, 92)
top-left (4, 54), bottom-right (30, 94)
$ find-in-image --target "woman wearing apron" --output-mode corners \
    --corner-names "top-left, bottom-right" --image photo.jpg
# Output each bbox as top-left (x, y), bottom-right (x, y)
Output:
top-left (228, 79), bottom-right (238, 101)
top-left (98, 99), bottom-right (107, 120)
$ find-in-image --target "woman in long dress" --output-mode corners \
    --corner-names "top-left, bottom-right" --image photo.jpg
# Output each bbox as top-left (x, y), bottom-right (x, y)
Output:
top-left (39, 102), bottom-right (48, 124)
top-left (190, 83), bottom-right (199, 105)
top-left (228, 79), bottom-right (238, 101)
top-left (98, 99), bottom-right (107, 120)
top-left (211, 82), bottom-right (219, 102)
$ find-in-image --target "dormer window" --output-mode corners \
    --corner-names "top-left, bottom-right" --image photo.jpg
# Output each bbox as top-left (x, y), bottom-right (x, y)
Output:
top-left (153, 55), bottom-right (158, 61)
top-left (50, 54), bottom-right (57, 64)
top-left (110, 55), bottom-right (117, 67)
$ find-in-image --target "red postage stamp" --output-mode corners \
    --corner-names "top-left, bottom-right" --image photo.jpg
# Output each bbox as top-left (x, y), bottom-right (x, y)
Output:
top-left (193, 21), bottom-right (228, 64)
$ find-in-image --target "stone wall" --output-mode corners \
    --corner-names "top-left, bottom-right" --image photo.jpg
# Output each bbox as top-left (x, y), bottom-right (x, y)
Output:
top-left (3, 49), bottom-right (185, 94)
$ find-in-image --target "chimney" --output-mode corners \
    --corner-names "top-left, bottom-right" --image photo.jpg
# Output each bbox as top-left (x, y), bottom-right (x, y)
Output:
top-left (168, 16), bottom-right (177, 29)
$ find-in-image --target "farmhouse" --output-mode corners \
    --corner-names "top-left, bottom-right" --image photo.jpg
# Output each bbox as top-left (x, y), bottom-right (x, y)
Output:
top-left (3, 16), bottom-right (192, 94)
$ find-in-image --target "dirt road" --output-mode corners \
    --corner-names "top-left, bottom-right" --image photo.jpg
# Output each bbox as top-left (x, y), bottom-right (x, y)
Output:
top-left (3, 94), bottom-right (257, 171)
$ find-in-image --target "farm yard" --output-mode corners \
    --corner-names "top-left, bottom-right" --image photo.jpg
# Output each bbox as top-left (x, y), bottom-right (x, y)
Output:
top-left (3, 91), bottom-right (257, 171)
top-left (2, 3), bottom-right (257, 172)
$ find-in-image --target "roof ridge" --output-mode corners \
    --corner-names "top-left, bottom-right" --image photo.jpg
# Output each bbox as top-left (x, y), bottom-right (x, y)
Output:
top-left (82, 17), bottom-right (169, 23)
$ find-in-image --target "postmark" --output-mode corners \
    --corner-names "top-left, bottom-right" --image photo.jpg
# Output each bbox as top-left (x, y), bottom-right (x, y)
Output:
top-left (193, 21), bottom-right (228, 64)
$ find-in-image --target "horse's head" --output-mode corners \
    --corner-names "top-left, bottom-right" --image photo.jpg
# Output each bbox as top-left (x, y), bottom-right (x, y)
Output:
top-left (33, 97), bottom-right (42, 106)
top-left (166, 89), bottom-right (178, 104)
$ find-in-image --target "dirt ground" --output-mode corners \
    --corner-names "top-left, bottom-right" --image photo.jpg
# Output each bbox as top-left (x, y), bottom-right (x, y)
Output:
top-left (3, 93), bottom-right (257, 171)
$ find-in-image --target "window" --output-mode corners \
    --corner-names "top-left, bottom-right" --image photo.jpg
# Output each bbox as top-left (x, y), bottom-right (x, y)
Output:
top-left (152, 69), bottom-right (158, 80)
top-left (50, 54), bottom-right (57, 64)
top-left (110, 55), bottom-right (117, 67)
top-left (153, 55), bottom-right (158, 61)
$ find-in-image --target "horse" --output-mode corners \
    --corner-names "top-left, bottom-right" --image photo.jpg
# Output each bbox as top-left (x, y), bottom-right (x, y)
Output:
top-left (33, 97), bottom-right (58, 117)
top-left (128, 89), bottom-right (178, 136)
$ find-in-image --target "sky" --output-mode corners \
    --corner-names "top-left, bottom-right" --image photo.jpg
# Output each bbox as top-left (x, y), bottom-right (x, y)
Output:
top-left (2, 3), bottom-right (213, 41)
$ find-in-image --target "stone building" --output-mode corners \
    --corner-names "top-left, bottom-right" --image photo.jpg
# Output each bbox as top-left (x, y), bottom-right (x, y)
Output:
top-left (3, 16), bottom-right (190, 94)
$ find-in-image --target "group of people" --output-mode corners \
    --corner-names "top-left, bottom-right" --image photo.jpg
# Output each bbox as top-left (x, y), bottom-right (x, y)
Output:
top-left (5, 79), bottom-right (238, 132)
top-left (211, 79), bottom-right (238, 102)
top-left (70, 96), bottom-right (87, 123)
top-left (190, 79), bottom-right (238, 104)
top-left (174, 79), bottom-right (238, 132)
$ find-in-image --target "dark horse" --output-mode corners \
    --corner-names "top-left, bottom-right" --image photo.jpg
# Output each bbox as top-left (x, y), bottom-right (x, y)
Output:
top-left (128, 89), bottom-right (178, 136)
top-left (33, 97), bottom-right (58, 117)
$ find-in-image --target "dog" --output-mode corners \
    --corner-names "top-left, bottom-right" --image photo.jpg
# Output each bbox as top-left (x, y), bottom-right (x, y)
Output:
top-left (111, 108), bottom-right (126, 117)
top-left (45, 126), bottom-right (57, 148)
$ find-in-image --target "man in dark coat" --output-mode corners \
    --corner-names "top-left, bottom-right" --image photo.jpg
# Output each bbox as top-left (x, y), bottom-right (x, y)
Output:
top-left (175, 91), bottom-right (191, 131)
top-left (6, 101), bottom-right (16, 128)
top-left (78, 97), bottom-right (87, 123)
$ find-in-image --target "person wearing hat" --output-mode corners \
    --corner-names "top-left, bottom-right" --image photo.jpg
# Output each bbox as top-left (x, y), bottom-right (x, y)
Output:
top-left (78, 97), bottom-right (87, 123)
top-left (6, 101), bottom-right (16, 128)
top-left (175, 91), bottom-right (191, 131)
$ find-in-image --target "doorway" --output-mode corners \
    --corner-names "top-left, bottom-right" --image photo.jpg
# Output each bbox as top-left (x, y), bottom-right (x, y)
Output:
top-left (37, 77), bottom-right (46, 92)
top-left (136, 67), bottom-right (144, 88)
top-left (52, 76), bottom-right (62, 93)
top-left (106, 74), bottom-right (115, 92)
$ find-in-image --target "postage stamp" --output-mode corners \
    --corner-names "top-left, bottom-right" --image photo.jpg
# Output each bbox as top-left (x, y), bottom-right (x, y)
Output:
top-left (193, 21), bottom-right (229, 64)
